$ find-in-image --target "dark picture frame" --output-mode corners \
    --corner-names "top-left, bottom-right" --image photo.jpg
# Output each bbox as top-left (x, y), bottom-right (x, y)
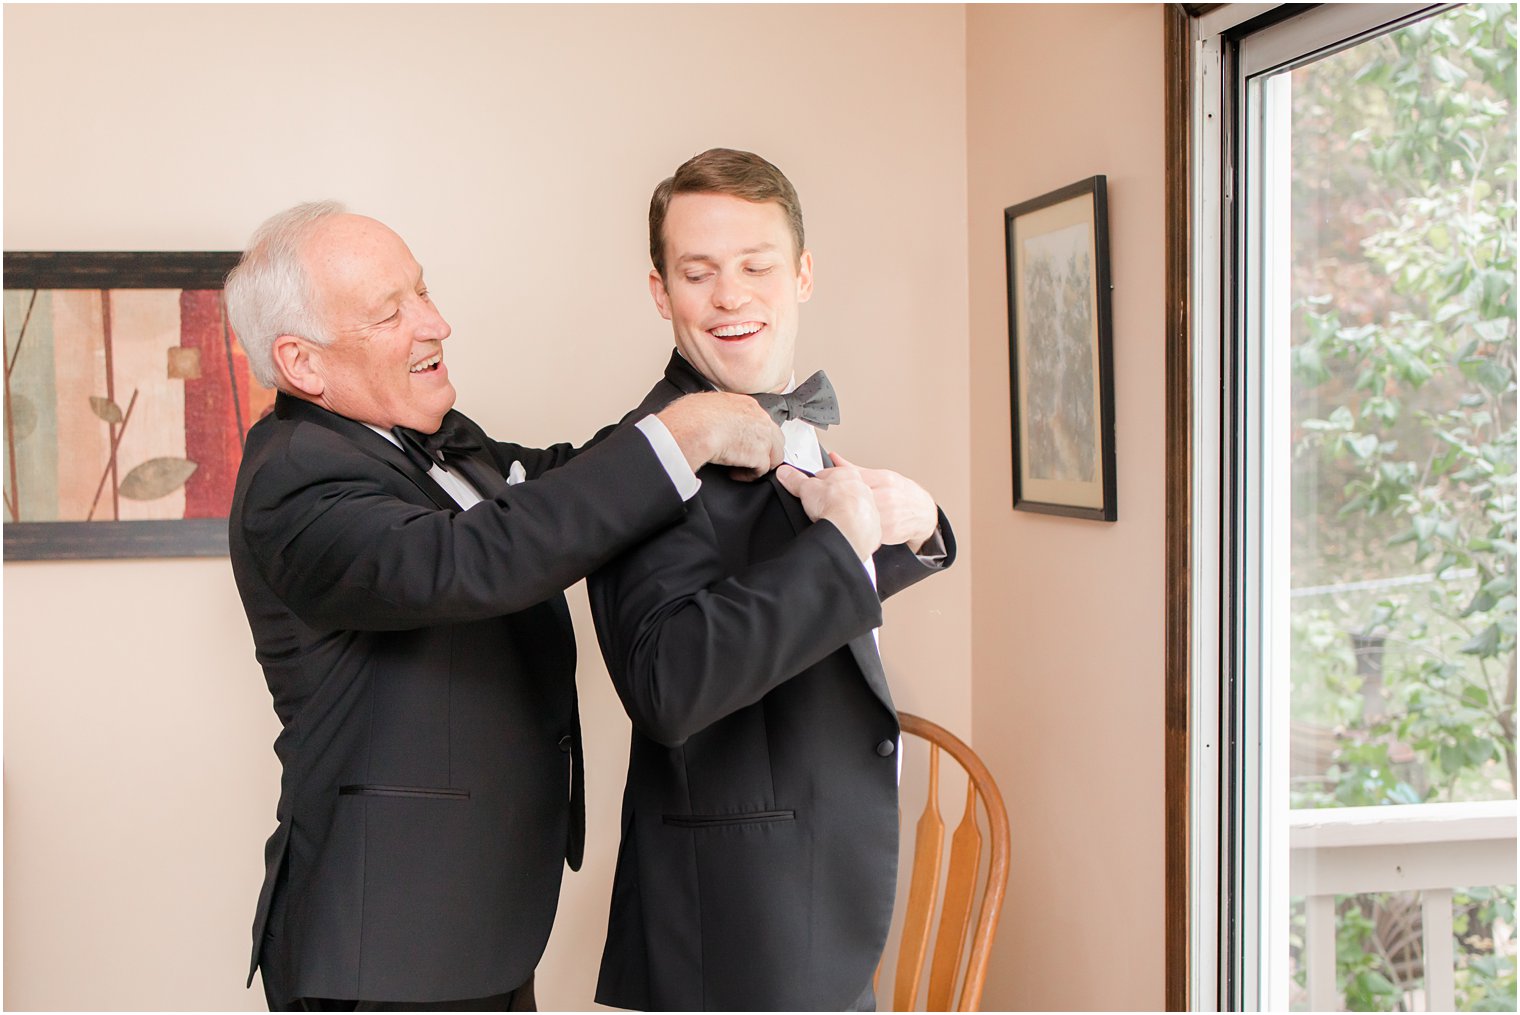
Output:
top-left (1004, 176), bottom-right (1117, 521)
top-left (4, 251), bottom-right (254, 560)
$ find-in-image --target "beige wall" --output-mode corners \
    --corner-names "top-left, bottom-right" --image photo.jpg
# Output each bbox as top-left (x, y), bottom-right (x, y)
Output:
top-left (7, 4), bottom-right (1173, 1011)
top-left (3, 4), bottom-right (973, 1010)
top-left (967, 5), bottom-right (1167, 1010)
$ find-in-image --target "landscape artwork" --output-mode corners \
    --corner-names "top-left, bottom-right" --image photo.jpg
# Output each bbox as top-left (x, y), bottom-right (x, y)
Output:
top-left (1003, 177), bottom-right (1117, 521)
top-left (1019, 221), bottom-right (1098, 484)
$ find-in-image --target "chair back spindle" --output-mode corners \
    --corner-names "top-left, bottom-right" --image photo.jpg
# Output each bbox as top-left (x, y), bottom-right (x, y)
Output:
top-left (926, 781), bottom-right (983, 1009)
top-left (893, 743), bottom-right (945, 1011)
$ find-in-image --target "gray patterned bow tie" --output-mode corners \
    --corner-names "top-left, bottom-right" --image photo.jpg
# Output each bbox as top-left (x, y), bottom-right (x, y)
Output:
top-left (750, 370), bottom-right (840, 429)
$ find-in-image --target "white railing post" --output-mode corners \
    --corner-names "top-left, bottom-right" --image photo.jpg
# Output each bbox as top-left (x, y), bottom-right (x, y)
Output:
top-left (1306, 893), bottom-right (1339, 1011)
top-left (1421, 888), bottom-right (1455, 1012)
top-left (1288, 799), bottom-right (1517, 1012)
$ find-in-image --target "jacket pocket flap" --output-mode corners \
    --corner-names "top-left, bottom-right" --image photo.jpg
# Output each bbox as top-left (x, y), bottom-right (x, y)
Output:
top-left (339, 784), bottom-right (470, 800)
top-left (662, 809), bottom-right (794, 828)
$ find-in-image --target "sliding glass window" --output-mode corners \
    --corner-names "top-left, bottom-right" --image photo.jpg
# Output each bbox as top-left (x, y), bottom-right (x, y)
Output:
top-left (1217, 3), bottom-right (1516, 1010)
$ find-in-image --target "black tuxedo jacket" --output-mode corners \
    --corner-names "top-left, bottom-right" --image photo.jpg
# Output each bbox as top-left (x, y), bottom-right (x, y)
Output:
top-left (230, 393), bottom-right (686, 1004)
top-left (588, 354), bottom-right (956, 1011)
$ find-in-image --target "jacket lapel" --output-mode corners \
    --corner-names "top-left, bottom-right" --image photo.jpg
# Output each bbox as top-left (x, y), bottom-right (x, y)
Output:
top-left (273, 393), bottom-right (462, 512)
top-left (779, 437), bottom-right (895, 714)
top-left (828, 448), bottom-right (895, 713)
top-left (765, 470), bottom-right (812, 536)
top-left (660, 349), bottom-right (714, 397)
top-left (450, 451), bottom-right (510, 502)
top-left (405, 465), bottom-right (467, 512)
top-left (850, 630), bottom-right (894, 715)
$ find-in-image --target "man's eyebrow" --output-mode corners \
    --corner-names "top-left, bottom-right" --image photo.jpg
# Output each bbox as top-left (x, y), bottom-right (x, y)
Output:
top-left (379, 268), bottom-right (427, 305)
top-left (674, 244), bottom-right (779, 265)
top-left (371, 288), bottom-right (404, 314)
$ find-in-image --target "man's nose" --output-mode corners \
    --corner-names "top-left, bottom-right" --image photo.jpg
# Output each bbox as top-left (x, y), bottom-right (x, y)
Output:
top-left (711, 272), bottom-right (751, 311)
top-left (418, 301), bottom-right (451, 341)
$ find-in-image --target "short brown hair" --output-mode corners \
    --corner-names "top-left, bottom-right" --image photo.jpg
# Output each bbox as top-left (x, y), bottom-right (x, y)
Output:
top-left (649, 148), bottom-right (805, 279)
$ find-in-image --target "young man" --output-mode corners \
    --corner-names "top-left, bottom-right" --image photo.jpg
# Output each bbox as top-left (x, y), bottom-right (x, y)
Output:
top-left (589, 149), bottom-right (955, 1011)
top-left (224, 202), bottom-right (782, 1010)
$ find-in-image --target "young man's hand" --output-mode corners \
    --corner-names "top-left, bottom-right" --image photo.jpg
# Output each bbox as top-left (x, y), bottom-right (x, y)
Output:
top-left (827, 452), bottom-right (938, 552)
top-left (775, 463), bottom-right (883, 562)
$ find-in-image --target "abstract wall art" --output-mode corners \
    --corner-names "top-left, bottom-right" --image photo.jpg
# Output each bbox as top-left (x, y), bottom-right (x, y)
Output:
top-left (3, 252), bottom-right (270, 558)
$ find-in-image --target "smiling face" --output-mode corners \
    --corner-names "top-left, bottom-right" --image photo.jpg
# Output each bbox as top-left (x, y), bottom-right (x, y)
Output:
top-left (651, 192), bottom-right (813, 395)
top-left (298, 214), bottom-right (455, 432)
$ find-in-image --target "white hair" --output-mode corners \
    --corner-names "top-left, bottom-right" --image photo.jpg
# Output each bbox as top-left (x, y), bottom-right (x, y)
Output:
top-left (224, 200), bottom-right (347, 389)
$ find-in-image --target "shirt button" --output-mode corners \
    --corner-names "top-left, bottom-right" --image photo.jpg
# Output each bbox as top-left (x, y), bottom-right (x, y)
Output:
top-left (876, 739), bottom-right (895, 757)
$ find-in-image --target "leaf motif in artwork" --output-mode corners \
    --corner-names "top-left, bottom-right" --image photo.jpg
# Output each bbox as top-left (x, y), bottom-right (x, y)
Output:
top-left (8, 393), bottom-right (38, 441)
top-left (89, 396), bottom-right (124, 424)
top-left (118, 457), bottom-right (198, 500)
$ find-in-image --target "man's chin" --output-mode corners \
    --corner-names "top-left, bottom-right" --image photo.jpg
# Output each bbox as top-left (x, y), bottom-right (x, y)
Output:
top-left (706, 368), bottom-right (784, 397)
top-left (403, 403), bottom-right (456, 435)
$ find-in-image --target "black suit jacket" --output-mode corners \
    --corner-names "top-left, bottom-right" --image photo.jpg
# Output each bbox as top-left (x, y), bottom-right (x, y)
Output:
top-left (588, 354), bottom-right (956, 1011)
top-left (230, 393), bottom-right (686, 1004)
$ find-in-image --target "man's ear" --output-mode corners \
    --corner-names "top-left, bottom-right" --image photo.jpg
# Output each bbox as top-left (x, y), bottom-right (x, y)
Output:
top-left (272, 334), bottom-right (325, 398)
top-left (649, 269), bottom-right (674, 322)
top-left (796, 249), bottom-right (815, 304)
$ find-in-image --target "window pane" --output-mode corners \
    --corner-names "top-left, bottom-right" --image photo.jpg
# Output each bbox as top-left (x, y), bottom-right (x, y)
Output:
top-left (1280, 5), bottom-right (1516, 1011)
top-left (1288, 6), bottom-right (1516, 812)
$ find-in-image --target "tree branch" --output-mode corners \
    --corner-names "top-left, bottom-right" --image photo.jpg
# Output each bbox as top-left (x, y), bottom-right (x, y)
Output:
top-left (86, 389), bottom-right (138, 523)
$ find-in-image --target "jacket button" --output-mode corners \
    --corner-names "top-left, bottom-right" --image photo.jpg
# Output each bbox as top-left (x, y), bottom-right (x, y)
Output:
top-left (558, 735), bottom-right (572, 753)
top-left (876, 739), bottom-right (895, 757)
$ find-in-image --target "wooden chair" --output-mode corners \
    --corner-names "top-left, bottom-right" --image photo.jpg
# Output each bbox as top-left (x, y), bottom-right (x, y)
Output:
top-left (881, 712), bottom-right (1011, 1011)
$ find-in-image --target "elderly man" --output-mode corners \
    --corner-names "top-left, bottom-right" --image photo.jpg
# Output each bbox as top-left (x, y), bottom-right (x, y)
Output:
top-left (225, 201), bottom-right (783, 1011)
top-left (588, 149), bottom-right (955, 1011)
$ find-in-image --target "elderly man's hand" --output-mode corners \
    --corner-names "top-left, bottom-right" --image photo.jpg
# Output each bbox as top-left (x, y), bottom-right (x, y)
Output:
top-left (658, 392), bottom-right (784, 481)
top-left (828, 452), bottom-right (938, 553)
top-left (775, 463), bottom-right (883, 562)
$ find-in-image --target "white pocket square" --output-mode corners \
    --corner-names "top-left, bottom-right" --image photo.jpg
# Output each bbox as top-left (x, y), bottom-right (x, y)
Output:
top-left (507, 460), bottom-right (527, 486)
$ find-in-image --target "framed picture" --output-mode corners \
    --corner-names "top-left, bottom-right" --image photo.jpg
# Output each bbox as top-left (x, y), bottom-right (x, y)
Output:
top-left (1004, 176), bottom-right (1117, 521)
top-left (2, 251), bottom-right (270, 560)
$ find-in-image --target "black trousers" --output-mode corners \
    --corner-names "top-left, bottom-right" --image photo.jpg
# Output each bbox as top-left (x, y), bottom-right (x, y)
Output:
top-left (265, 973), bottom-right (535, 1012)
top-left (258, 863), bottom-right (538, 1012)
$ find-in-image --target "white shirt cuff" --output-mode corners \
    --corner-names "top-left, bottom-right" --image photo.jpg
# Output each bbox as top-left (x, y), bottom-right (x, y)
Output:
top-left (635, 414), bottom-right (701, 502)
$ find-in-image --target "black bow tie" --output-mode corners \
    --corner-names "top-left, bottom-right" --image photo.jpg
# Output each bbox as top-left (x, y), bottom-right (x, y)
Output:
top-left (750, 370), bottom-right (840, 429)
top-left (392, 416), bottom-right (483, 472)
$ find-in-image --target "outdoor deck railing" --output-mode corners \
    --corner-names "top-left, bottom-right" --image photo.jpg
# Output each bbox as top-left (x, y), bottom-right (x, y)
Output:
top-left (1289, 798), bottom-right (1518, 1011)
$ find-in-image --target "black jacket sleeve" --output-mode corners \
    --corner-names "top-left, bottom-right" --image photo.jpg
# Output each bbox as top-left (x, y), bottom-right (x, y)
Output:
top-left (588, 494), bottom-right (885, 748)
top-left (484, 421), bottom-right (621, 480)
top-left (240, 421), bottom-right (685, 632)
top-left (872, 507), bottom-right (957, 601)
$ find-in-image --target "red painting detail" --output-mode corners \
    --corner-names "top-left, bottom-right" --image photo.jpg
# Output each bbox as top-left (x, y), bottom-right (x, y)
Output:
top-left (180, 289), bottom-right (240, 518)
